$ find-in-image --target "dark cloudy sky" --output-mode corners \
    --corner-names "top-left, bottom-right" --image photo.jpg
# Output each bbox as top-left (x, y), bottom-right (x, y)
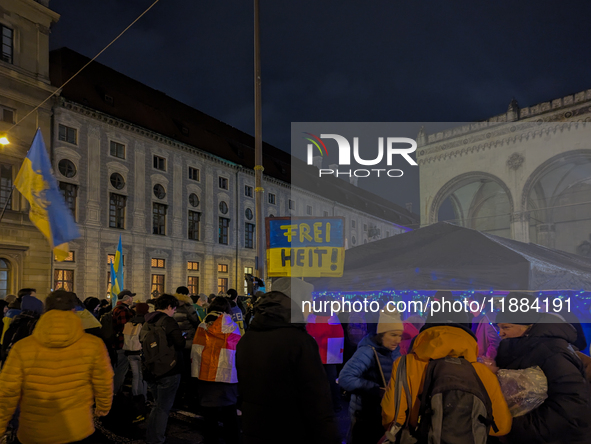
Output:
top-left (48, 0), bottom-right (591, 214)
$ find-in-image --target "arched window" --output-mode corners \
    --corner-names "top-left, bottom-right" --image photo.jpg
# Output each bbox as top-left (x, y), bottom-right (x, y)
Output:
top-left (0, 258), bottom-right (10, 298)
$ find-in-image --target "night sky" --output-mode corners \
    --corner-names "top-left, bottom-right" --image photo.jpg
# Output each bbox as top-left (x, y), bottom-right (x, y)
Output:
top-left (48, 0), bottom-right (591, 213)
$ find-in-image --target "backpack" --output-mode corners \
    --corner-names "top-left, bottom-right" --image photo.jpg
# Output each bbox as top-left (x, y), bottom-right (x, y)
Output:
top-left (1, 314), bottom-right (38, 364)
top-left (382, 356), bottom-right (498, 444)
top-left (140, 315), bottom-right (177, 378)
top-left (122, 322), bottom-right (143, 352)
top-left (100, 311), bottom-right (116, 345)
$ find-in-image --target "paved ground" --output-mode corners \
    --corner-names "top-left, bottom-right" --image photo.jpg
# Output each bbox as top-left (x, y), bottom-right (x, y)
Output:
top-left (94, 396), bottom-right (351, 443)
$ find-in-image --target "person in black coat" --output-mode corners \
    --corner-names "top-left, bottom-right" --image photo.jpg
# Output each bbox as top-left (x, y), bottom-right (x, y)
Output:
top-left (496, 309), bottom-right (591, 444)
top-left (235, 278), bottom-right (340, 444)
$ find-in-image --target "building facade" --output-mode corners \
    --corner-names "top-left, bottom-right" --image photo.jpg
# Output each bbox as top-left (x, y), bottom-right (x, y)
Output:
top-left (418, 95), bottom-right (591, 256)
top-left (0, 0), bottom-right (59, 298)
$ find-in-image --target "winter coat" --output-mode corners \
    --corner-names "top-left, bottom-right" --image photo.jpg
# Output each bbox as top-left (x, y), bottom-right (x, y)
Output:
top-left (236, 291), bottom-right (340, 444)
top-left (381, 324), bottom-right (512, 437)
top-left (473, 314), bottom-right (500, 359)
top-left (339, 334), bottom-right (401, 418)
top-left (229, 300), bottom-right (245, 335)
top-left (1, 308), bottom-right (21, 344)
top-left (191, 312), bottom-right (241, 383)
top-left (306, 314), bottom-right (345, 364)
top-left (143, 311), bottom-right (185, 380)
top-left (0, 310), bottom-right (113, 444)
top-left (1, 311), bottom-right (39, 364)
top-left (496, 315), bottom-right (591, 444)
top-left (173, 293), bottom-right (200, 348)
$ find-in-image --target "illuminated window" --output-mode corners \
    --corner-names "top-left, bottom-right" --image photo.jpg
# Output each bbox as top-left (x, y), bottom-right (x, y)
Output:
top-left (151, 274), bottom-right (165, 298)
top-left (188, 276), bottom-right (199, 295)
top-left (151, 258), bottom-right (165, 268)
top-left (187, 261), bottom-right (199, 271)
top-left (217, 278), bottom-right (228, 294)
top-left (107, 254), bottom-right (125, 265)
top-left (54, 269), bottom-right (74, 291)
top-left (218, 264), bottom-right (228, 273)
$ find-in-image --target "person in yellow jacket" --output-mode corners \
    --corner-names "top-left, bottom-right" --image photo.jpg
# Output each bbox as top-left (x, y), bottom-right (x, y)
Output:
top-left (0, 289), bottom-right (114, 444)
top-left (381, 304), bottom-right (512, 439)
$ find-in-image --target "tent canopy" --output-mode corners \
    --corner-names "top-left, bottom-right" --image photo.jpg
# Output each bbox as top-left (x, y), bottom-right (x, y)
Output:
top-left (308, 222), bottom-right (591, 292)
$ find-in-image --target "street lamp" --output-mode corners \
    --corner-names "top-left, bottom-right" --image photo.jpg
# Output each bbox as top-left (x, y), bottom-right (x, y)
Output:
top-left (0, 133), bottom-right (9, 145)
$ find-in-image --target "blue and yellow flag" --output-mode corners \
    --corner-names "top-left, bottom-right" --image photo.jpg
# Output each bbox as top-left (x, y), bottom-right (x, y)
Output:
top-left (14, 129), bottom-right (80, 261)
top-left (110, 234), bottom-right (124, 307)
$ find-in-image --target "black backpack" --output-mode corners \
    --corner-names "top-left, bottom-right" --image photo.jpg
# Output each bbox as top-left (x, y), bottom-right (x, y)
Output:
top-left (140, 315), bottom-right (177, 378)
top-left (100, 311), bottom-right (116, 346)
top-left (1, 313), bottom-right (39, 364)
top-left (415, 356), bottom-right (498, 444)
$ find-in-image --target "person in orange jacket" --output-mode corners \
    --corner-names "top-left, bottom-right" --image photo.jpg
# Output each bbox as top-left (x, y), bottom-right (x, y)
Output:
top-left (0, 290), bottom-right (113, 444)
top-left (381, 299), bottom-right (512, 439)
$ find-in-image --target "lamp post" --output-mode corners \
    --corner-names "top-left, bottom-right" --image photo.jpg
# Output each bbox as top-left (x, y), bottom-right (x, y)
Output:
top-left (254, 0), bottom-right (266, 283)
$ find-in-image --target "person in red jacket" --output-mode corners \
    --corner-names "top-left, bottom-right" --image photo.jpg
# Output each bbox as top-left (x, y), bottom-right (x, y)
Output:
top-left (306, 303), bottom-right (345, 413)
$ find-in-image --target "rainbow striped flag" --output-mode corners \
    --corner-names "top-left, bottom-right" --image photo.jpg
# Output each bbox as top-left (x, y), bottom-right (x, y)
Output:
top-left (14, 129), bottom-right (80, 261)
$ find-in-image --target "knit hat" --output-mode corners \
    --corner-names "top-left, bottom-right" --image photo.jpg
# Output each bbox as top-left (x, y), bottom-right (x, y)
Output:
top-left (118, 289), bottom-right (136, 301)
top-left (21, 295), bottom-right (44, 315)
top-left (134, 302), bottom-right (149, 316)
top-left (377, 310), bottom-right (404, 334)
top-left (45, 290), bottom-right (77, 311)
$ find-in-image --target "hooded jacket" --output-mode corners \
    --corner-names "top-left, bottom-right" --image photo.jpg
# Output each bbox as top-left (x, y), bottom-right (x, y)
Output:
top-left (0, 310), bottom-right (113, 444)
top-left (381, 325), bottom-right (512, 437)
top-left (236, 291), bottom-right (340, 444)
top-left (496, 315), bottom-right (591, 444)
top-left (173, 293), bottom-right (200, 348)
top-left (339, 334), bottom-right (401, 417)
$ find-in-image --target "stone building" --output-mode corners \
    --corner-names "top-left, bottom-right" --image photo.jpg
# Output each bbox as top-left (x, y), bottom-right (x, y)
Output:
top-left (0, 0), bottom-right (59, 298)
top-left (418, 96), bottom-right (591, 256)
top-left (45, 48), bottom-right (417, 299)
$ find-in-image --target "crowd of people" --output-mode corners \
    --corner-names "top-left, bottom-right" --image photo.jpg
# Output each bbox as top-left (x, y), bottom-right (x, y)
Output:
top-left (0, 284), bottom-right (590, 444)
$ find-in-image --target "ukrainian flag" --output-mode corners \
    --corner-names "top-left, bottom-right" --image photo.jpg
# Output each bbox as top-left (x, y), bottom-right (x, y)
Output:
top-left (110, 234), bottom-right (123, 307)
top-left (14, 129), bottom-right (80, 261)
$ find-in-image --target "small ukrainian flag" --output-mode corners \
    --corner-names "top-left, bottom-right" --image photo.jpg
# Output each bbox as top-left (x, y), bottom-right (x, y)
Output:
top-left (110, 234), bottom-right (124, 307)
top-left (14, 129), bottom-right (80, 261)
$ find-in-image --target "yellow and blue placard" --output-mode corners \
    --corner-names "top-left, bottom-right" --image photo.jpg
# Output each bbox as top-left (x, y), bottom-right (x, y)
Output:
top-left (110, 234), bottom-right (124, 307)
top-left (14, 129), bottom-right (80, 261)
top-left (266, 217), bottom-right (345, 277)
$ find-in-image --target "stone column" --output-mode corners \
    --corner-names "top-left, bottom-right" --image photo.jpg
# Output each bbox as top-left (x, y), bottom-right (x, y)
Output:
top-left (172, 155), bottom-right (183, 238)
top-left (84, 128), bottom-right (101, 298)
top-left (510, 212), bottom-right (530, 243)
top-left (133, 144), bottom-right (146, 233)
top-left (204, 166), bottom-right (216, 294)
top-left (132, 234), bottom-right (147, 300)
top-left (85, 128), bottom-right (101, 226)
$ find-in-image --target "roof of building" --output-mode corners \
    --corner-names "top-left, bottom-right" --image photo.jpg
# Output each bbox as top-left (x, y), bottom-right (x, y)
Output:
top-left (49, 47), bottom-right (419, 228)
